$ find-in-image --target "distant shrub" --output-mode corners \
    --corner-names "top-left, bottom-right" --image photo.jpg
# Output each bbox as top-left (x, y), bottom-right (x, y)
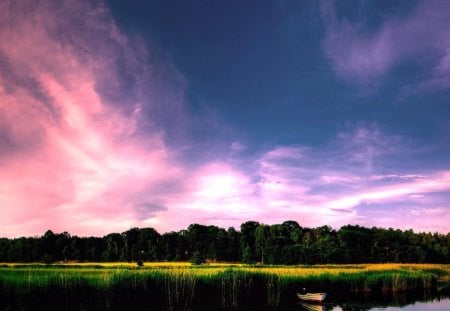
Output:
top-left (191, 251), bottom-right (206, 265)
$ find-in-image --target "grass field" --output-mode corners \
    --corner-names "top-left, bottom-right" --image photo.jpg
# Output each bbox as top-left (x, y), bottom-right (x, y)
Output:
top-left (0, 263), bottom-right (449, 310)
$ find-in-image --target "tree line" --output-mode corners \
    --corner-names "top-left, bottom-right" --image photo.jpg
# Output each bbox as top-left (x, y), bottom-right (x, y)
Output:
top-left (0, 221), bottom-right (449, 264)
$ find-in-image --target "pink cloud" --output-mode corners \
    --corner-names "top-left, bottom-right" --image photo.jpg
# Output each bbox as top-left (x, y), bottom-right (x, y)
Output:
top-left (149, 124), bottom-right (448, 233)
top-left (242, 126), bottom-right (450, 232)
top-left (322, 0), bottom-right (450, 90)
top-left (0, 0), bottom-right (183, 237)
top-left (151, 162), bottom-right (261, 232)
top-left (0, 0), bottom-right (261, 237)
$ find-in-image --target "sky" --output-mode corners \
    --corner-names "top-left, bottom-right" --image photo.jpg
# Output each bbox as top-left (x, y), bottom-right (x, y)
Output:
top-left (1, 0), bottom-right (450, 238)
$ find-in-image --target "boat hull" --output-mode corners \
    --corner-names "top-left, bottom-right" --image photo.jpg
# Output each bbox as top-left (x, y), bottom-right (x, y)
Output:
top-left (297, 293), bottom-right (326, 303)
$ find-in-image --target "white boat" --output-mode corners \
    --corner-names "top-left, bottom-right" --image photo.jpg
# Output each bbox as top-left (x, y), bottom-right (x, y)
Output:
top-left (297, 292), bottom-right (327, 303)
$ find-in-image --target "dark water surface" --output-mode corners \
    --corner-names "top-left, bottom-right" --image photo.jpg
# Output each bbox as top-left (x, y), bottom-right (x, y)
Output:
top-left (2, 290), bottom-right (449, 310)
top-left (368, 298), bottom-right (449, 310)
top-left (298, 296), bottom-right (450, 311)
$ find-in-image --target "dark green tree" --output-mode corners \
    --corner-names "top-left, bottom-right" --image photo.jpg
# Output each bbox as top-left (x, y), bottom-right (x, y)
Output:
top-left (240, 221), bottom-right (259, 263)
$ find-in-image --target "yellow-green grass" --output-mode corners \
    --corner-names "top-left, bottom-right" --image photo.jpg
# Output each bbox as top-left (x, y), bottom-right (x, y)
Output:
top-left (0, 263), bottom-right (449, 310)
top-left (1, 263), bottom-right (448, 288)
top-left (1, 262), bottom-right (448, 287)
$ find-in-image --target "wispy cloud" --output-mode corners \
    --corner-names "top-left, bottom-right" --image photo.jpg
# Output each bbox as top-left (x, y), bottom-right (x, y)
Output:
top-left (322, 0), bottom-right (450, 92)
top-left (0, 0), bottom-right (184, 237)
top-left (246, 125), bottom-right (450, 231)
top-left (153, 124), bottom-right (450, 233)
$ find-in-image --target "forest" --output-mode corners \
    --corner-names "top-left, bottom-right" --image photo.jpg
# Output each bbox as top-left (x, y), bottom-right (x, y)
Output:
top-left (0, 221), bottom-right (449, 264)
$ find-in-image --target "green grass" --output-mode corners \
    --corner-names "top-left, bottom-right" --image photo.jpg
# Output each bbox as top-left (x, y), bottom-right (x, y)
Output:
top-left (0, 263), bottom-right (448, 310)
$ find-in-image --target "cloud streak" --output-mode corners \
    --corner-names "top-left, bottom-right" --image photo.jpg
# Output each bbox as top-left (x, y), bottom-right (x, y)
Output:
top-left (322, 0), bottom-right (450, 92)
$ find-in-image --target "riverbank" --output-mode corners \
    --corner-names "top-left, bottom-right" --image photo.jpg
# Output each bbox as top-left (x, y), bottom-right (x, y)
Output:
top-left (0, 263), bottom-right (449, 310)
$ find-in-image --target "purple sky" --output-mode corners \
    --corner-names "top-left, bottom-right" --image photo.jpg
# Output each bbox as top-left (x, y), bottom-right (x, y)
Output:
top-left (1, 0), bottom-right (450, 237)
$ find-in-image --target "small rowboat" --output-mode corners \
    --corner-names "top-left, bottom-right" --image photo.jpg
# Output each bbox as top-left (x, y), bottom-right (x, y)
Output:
top-left (297, 292), bottom-right (326, 303)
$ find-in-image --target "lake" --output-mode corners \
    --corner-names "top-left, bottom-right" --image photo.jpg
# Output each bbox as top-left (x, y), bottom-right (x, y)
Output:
top-left (299, 296), bottom-right (450, 311)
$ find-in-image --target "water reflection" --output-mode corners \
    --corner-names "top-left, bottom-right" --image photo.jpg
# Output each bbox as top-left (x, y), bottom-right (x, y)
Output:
top-left (298, 297), bottom-right (450, 311)
top-left (299, 302), bottom-right (325, 311)
top-left (371, 297), bottom-right (450, 310)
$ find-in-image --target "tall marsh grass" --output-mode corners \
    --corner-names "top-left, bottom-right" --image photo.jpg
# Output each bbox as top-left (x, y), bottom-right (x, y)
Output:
top-left (0, 263), bottom-right (448, 310)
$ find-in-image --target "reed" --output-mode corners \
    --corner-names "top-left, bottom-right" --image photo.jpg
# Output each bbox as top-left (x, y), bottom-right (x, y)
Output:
top-left (0, 263), bottom-right (448, 310)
